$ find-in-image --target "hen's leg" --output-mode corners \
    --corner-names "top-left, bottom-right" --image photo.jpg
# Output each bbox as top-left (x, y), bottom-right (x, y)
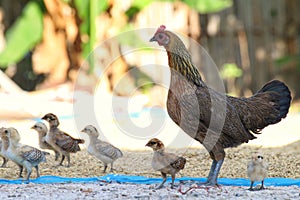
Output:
top-left (199, 159), bottom-right (224, 186)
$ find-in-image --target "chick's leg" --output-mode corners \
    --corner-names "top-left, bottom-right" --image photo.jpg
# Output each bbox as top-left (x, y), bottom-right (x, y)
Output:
top-left (259, 180), bottom-right (265, 190)
top-left (103, 164), bottom-right (108, 173)
top-left (54, 151), bottom-right (60, 161)
top-left (66, 154), bottom-right (71, 167)
top-left (18, 165), bottom-right (23, 178)
top-left (25, 167), bottom-right (32, 182)
top-left (156, 172), bottom-right (167, 189)
top-left (171, 174), bottom-right (176, 189)
top-left (59, 155), bottom-right (65, 166)
top-left (1, 157), bottom-right (8, 168)
top-left (35, 165), bottom-right (40, 178)
top-left (248, 181), bottom-right (254, 191)
top-left (110, 163), bottom-right (114, 172)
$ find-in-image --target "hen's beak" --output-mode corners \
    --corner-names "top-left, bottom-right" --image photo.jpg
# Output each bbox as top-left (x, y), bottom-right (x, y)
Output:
top-left (149, 36), bottom-right (156, 42)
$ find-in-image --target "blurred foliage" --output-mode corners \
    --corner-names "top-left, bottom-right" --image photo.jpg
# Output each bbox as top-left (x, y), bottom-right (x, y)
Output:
top-left (73, 0), bottom-right (108, 58)
top-left (221, 63), bottom-right (242, 79)
top-left (0, 0), bottom-right (232, 72)
top-left (126, 0), bottom-right (232, 19)
top-left (0, 1), bottom-right (44, 67)
top-left (275, 55), bottom-right (300, 71)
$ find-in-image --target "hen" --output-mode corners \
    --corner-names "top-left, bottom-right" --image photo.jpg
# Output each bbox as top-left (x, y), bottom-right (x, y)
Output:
top-left (31, 122), bottom-right (60, 161)
top-left (150, 25), bottom-right (291, 186)
top-left (81, 125), bottom-right (123, 173)
top-left (247, 153), bottom-right (268, 191)
top-left (146, 138), bottom-right (186, 189)
top-left (4, 127), bottom-right (49, 181)
top-left (42, 113), bottom-right (85, 167)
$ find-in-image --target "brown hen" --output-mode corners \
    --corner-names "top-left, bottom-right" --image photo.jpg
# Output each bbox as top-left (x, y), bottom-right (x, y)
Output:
top-left (150, 25), bottom-right (291, 186)
top-left (42, 113), bottom-right (85, 167)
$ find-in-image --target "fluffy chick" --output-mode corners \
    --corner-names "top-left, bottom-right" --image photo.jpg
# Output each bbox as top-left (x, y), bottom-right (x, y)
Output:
top-left (5, 127), bottom-right (49, 181)
top-left (0, 127), bottom-right (9, 167)
top-left (146, 138), bottom-right (186, 189)
top-left (247, 153), bottom-right (268, 191)
top-left (42, 113), bottom-right (85, 167)
top-left (31, 122), bottom-right (60, 161)
top-left (81, 125), bottom-right (123, 173)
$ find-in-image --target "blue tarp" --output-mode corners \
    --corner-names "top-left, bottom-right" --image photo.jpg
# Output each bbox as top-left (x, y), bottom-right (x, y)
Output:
top-left (0, 175), bottom-right (299, 186)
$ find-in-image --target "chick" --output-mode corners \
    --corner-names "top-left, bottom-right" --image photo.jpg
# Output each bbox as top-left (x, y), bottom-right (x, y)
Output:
top-left (31, 122), bottom-right (60, 161)
top-left (5, 127), bottom-right (49, 181)
top-left (0, 127), bottom-right (9, 167)
top-left (42, 113), bottom-right (85, 167)
top-left (247, 153), bottom-right (268, 191)
top-left (81, 125), bottom-right (123, 173)
top-left (146, 138), bottom-right (186, 189)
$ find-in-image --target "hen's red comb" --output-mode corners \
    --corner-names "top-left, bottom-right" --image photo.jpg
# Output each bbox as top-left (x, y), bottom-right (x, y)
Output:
top-left (156, 25), bottom-right (166, 33)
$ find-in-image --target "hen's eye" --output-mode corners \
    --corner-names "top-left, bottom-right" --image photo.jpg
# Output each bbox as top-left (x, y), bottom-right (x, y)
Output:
top-left (158, 34), bottom-right (163, 39)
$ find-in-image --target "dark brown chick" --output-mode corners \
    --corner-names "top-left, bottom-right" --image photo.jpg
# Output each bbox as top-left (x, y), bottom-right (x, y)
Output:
top-left (5, 127), bottom-right (49, 181)
top-left (0, 127), bottom-right (9, 168)
top-left (31, 122), bottom-right (60, 161)
top-left (150, 25), bottom-right (291, 186)
top-left (146, 138), bottom-right (186, 189)
top-left (42, 113), bottom-right (85, 167)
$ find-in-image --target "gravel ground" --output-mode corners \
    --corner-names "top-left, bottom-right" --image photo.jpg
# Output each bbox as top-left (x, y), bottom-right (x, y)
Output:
top-left (0, 141), bottom-right (299, 199)
top-left (0, 182), bottom-right (299, 200)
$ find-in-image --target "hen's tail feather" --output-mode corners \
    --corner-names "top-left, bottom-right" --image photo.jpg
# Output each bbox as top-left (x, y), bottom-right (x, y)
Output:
top-left (257, 80), bottom-right (291, 120)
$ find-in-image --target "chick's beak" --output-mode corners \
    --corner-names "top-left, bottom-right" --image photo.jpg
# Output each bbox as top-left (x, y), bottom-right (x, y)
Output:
top-left (149, 36), bottom-right (156, 42)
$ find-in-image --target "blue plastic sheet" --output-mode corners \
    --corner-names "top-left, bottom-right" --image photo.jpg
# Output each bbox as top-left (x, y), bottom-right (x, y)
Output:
top-left (0, 175), bottom-right (299, 186)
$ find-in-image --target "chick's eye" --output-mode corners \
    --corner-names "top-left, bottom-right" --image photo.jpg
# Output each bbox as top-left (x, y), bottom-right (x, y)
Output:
top-left (257, 155), bottom-right (263, 159)
top-left (150, 141), bottom-right (156, 145)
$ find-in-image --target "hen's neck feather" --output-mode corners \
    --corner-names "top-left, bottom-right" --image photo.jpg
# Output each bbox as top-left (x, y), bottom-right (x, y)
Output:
top-left (166, 33), bottom-right (204, 87)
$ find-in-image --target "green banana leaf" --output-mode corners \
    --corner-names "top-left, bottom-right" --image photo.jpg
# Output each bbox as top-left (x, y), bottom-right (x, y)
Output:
top-left (0, 1), bottom-right (44, 67)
